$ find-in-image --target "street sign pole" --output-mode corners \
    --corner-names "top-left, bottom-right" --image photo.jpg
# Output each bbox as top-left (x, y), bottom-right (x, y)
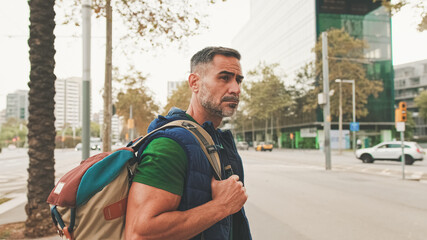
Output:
top-left (396, 121), bottom-right (405, 180)
top-left (322, 32), bottom-right (331, 170)
top-left (401, 131), bottom-right (405, 180)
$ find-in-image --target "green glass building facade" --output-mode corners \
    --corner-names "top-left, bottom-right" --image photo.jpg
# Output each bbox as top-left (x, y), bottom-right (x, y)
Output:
top-left (316, 0), bottom-right (394, 123)
top-left (232, 0), bottom-right (394, 149)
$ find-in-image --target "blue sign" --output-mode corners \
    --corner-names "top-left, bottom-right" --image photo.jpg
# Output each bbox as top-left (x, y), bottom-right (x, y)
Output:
top-left (350, 122), bottom-right (359, 132)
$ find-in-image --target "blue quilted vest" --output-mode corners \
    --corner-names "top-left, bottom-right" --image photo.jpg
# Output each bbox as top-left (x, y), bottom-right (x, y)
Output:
top-left (136, 108), bottom-right (252, 240)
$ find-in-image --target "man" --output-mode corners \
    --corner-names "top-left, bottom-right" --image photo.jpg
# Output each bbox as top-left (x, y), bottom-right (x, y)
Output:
top-left (125, 47), bottom-right (252, 240)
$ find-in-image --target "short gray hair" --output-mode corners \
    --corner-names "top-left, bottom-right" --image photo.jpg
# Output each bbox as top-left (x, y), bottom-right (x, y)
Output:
top-left (190, 46), bottom-right (241, 73)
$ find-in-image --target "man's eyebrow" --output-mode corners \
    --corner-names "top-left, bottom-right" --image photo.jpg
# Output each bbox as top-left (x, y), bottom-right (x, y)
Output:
top-left (218, 70), bottom-right (244, 79)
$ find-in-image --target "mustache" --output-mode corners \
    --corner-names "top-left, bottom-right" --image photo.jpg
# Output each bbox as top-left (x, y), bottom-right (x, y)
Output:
top-left (221, 95), bottom-right (239, 103)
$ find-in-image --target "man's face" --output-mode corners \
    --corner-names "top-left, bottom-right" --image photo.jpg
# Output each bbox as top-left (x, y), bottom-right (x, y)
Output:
top-left (197, 55), bottom-right (243, 118)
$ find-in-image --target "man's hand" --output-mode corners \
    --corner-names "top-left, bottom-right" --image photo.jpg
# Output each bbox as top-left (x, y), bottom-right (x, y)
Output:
top-left (211, 175), bottom-right (248, 216)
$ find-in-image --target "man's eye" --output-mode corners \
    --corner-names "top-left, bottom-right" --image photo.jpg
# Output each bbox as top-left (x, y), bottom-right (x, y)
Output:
top-left (220, 75), bottom-right (229, 81)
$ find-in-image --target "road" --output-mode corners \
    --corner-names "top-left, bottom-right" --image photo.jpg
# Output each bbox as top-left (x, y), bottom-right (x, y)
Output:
top-left (0, 148), bottom-right (98, 197)
top-left (240, 150), bottom-right (427, 240)
top-left (1, 148), bottom-right (427, 239)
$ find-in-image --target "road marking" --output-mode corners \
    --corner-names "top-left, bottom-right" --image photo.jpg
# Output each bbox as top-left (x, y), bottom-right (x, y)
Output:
top-left (409, 171), bottom-right (424, 180)
top-left (380, 169), bottom-right (392, 175)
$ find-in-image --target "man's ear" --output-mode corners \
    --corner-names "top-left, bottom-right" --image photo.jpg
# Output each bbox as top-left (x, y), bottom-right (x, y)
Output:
top-left (188, 73), bottom-right (200, 93)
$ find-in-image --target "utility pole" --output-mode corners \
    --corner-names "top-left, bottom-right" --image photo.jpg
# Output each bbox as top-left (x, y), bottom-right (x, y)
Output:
top-left (322, 32), bottom-right (332, 170)
top-left (251, 118), bottom-right (255, 147)
top-left (242, 118), bottom-right (245, 142)
top-left (351, 80), bottom-right (356, 152)
top-left (62, 79), bottom-right (67, 149)
top-left (338, 80), bottom-right (342, 154)
top-left (103, 0), bottom-right (112, 152)
top-left (82, 0), bottom-right (91, 160)
top-left (270, 114), bottom-right (273, 142)
top-left (336, 79), bottom-right (356, 152)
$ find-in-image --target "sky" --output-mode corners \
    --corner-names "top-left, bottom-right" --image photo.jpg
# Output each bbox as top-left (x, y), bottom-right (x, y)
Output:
top-left (1, 0), bottom-right (427, 114)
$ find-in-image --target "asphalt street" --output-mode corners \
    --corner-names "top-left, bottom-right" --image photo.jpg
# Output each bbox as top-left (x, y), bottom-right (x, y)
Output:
top-left (240, 150), bottom-right (427, 240)
top-left (1, 148), bottom-right (427, 239)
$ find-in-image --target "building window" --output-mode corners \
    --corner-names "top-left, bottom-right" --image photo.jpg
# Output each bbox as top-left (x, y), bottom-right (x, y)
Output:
top-left (410, 77), bottom-right (420, 86)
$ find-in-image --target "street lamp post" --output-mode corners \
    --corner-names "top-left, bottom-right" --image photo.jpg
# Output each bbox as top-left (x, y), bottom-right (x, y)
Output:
top-left (82, 0), bottom-right (91, 160)
top-left (337, 80), bottom-right (343, 154)
top-left (335, 79), bottom-right (356, 152)
top-left (322, 32), bottom-right (331, 170)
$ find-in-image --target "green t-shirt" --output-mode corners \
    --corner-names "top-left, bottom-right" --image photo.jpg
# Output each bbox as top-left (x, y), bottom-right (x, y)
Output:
top-left (133, 137), bottom-right (188, 196)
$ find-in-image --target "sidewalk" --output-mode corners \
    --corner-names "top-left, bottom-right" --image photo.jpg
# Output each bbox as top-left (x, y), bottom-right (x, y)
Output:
top-left (0, 196), bottom-right (60, 240)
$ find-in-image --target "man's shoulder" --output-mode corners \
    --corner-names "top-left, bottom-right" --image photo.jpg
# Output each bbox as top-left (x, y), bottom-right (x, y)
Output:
top-left (146, 136), bottom-right (182, 151)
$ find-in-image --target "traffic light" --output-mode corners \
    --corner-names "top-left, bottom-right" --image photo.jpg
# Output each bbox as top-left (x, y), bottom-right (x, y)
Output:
top-left (399, 101), bottom-right (407, 122)
top-left (395, 101), bottom-right (407, 122)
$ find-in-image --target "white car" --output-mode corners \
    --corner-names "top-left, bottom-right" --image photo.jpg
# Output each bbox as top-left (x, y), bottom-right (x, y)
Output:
top-left (75, 143), bottom-right (82, 151)
top-left (236, 141), bottom-right (249, 150)
top-left (355, 141), bottom-right (425, 165)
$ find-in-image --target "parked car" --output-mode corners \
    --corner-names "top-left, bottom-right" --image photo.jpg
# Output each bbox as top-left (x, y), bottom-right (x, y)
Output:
top-left (75, 143), bottom-right (82, 151)
top-left (91, 141), bottom-right (102, 151)
top-left (236, 141), bottom-right (249, 150)
top-left (355, 141), bottom-right (425, 165)
top-left (255, 142), bottom-right (273, 152)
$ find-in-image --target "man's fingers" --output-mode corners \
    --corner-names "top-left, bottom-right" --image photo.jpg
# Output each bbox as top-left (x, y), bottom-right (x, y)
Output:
top-left (229, 174), bottom-right (239, 181)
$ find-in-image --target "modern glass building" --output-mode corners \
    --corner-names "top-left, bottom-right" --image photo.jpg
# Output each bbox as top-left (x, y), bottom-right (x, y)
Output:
top-left (232, 0), bottom-right (394, 149)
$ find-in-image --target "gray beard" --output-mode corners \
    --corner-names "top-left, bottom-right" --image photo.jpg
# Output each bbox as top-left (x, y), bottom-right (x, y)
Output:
top-left (199, 87), bottom-right (237, 118)
top-left (201, 99), bottom-right (236, 118)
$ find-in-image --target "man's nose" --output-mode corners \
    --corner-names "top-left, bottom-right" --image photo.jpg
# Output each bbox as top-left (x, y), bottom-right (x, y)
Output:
top-left (229, 78), bottom-right (241, 95)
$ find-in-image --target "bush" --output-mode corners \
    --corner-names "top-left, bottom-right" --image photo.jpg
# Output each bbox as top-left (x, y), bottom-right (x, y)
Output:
top-left (55, 136), bottom-right (81, 149)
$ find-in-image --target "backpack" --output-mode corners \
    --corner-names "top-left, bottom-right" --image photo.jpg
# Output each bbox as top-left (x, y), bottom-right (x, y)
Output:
top-left (47, 120), bottom-right (222, 240)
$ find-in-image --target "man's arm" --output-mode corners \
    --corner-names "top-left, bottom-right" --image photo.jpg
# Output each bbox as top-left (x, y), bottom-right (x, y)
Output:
top-left (125, 175), bottom-right (247, 240)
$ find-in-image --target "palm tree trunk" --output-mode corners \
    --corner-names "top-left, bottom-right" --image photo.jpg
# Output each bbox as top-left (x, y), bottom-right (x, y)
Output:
top-left (26, 0), bottom-right (57, 237)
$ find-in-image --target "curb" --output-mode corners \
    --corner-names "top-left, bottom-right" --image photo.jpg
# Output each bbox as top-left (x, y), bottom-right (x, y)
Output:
top-left (334, 164), bottom-right (427, 181)
top-left (0, 193), bottom-right (26, 215)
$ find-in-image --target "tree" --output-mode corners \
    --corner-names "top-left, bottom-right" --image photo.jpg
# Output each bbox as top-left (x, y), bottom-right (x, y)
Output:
top-left (26, 0), bottom-right (57, 237)
top-left (404, 111), bottom-right (416, 140)
top-left (162, 81), bottom-right (192, 116)
top-left (57, 0), bottom-right (225, 150)
top-left (114, 67), bottom-right (159, 137)
top-left (287, 62), bottom-right (317, 123)
top-left (376, 0), bottom-right (427, 31)
top-left (302, 28), bottom-right (384, 121)
top-left (414, 90), bottom-right (427, 119)
top-left (58, 0), bottom-right (224, 49)
top-left (241, 62), bottom-right (292, 141)
top-left (0, 119), bottom-right (28, 148)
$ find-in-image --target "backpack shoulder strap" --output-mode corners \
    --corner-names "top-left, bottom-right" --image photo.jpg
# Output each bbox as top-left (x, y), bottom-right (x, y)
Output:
top-left (131, 120), bottom-right (222, 180)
